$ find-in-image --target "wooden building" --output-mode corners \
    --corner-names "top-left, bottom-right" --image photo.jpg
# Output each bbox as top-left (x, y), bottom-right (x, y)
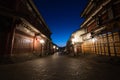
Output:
top-left (0, 0), bottom-right (53, 59)
top-left (66, 29), bottom-right (86, 56)
top-left (80, 0), bottom-right (120, 56)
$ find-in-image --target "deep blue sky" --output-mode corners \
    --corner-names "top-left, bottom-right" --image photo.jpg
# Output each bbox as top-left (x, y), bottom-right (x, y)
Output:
top-left (33, 0), bottom-right (88, 47)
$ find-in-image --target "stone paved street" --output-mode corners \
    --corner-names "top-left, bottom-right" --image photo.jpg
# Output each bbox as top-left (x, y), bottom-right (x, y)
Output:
top-left (0, 52), bottom-right (120, 80)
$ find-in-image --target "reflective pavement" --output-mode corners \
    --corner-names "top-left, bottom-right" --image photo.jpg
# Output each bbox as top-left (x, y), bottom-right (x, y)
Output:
top-left (0, 52), bottom-right (120, 80)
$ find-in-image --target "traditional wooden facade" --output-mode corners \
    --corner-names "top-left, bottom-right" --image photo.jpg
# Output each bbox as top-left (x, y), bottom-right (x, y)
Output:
top-left (81, 0), bottom-right (120, 56)
top-left (0, 0), bottom-right (53, 59)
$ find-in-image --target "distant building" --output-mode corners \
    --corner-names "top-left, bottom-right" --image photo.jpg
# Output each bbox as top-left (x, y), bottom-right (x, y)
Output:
top-left (0, 0), bottom-right (53, 59)
top-left (66, 29), bottom-right (86, 56)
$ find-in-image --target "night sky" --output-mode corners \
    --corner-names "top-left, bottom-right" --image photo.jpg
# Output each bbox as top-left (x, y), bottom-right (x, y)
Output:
top-left (33, 0), bottom-right (88, 47)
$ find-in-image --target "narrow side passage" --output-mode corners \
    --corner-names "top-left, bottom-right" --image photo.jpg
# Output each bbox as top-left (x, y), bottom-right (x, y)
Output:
top-left (0, 52), bottom-right (120, 80)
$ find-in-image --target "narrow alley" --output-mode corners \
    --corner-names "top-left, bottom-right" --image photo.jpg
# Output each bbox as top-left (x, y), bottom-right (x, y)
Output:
top-left (0, 0), bottom-right (120, 80)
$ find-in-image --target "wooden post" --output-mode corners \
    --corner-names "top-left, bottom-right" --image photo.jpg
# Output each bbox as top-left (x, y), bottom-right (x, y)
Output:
top-left (99, 35), bottom-right (102, 55)
top-left (6, 17), bottom-right (16, 57)
top-left (115, 31), bottom-right (120, 56)
top-left (112, 32), bottom-right (117, 56)
top-left (106, 33), bottom-right (111, 56)
top-left (94, 39), bottom-right (96, 54)
top-left (33, 36), bottom-right (36, 53)
top-left (102, 34), bottom-right (106, 56)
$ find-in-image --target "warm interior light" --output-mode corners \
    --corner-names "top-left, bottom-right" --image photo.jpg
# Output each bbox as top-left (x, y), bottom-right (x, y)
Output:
top-left (40, 39), bottom-right (45, 44)
top-left (71, 38), bottom-right (77, 44)
top-left (92, 38), bottom-right (97, 42)
top-left (53, 46), bottom-right (56, 49)
top-left (72, 38), bottom-right (75, 42)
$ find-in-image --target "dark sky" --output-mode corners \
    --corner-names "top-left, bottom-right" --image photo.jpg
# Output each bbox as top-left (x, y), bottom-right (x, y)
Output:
top-left (33, 0), bottom-right (88, 47)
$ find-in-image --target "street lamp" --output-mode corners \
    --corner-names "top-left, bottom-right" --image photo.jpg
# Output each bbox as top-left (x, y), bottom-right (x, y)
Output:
top-left (40, 39), bottom-right (45, 56)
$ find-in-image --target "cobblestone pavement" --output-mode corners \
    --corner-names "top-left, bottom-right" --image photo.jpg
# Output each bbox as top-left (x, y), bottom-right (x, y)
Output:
top-left (0, 52), bottom-right (120, 80)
